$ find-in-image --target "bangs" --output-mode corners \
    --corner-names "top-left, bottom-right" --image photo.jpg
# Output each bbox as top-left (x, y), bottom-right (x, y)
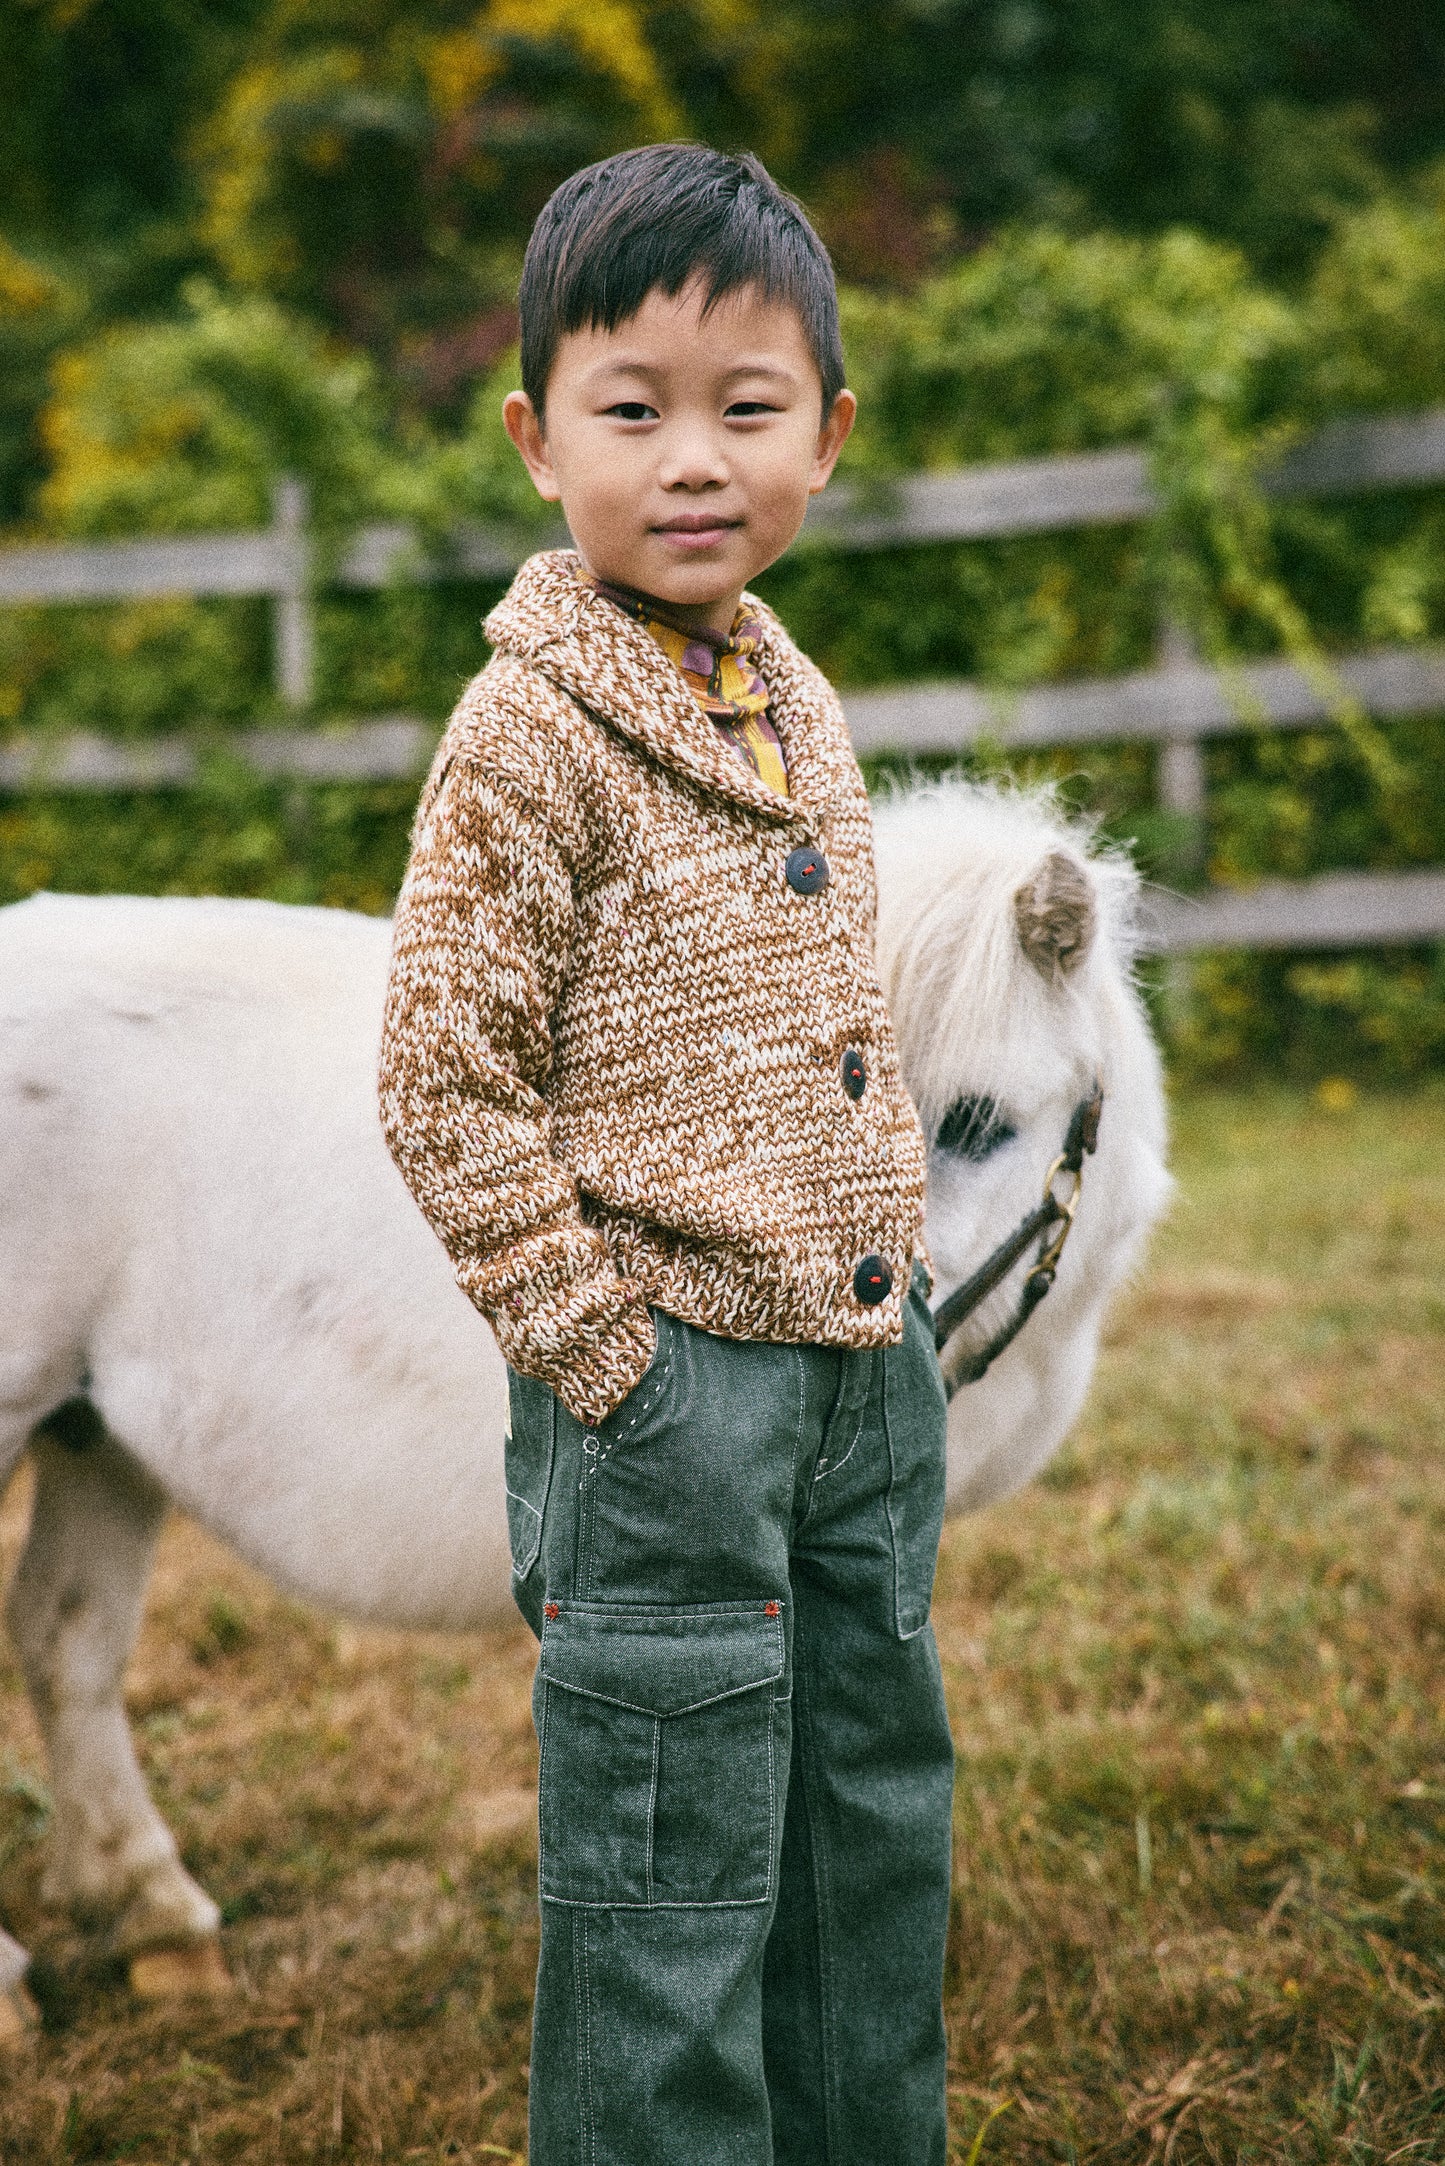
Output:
top-left (519, 145), bottom-right (844, 416)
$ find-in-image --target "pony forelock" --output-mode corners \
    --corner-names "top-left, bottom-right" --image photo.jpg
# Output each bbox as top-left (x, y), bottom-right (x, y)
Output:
top-left (869, 777), bottom-right (1143, 1140)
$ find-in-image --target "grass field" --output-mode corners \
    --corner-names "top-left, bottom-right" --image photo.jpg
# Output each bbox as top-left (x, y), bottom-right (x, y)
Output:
top-left (2, 1087), bottom-right (1442, 2163)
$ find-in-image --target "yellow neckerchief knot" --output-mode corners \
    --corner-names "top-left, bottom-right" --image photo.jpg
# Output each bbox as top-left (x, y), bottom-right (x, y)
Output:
top-left (588, 576), bottom-right (789, 797)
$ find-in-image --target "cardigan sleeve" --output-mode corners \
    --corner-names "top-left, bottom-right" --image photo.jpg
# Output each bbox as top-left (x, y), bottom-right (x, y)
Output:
top-left (378, 756), bottom-right (657, 1425)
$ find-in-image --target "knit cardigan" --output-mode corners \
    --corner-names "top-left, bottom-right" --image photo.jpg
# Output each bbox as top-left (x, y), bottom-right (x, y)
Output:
top-left (377, 551), bottom-right (929, 1426)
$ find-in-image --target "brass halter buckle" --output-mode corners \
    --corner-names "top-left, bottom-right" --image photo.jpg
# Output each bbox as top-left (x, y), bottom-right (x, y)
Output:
top-left (931, 1080), bottom-right (1104, 1394)
top-left (1033, 1155), bottom-right (1084, 1278)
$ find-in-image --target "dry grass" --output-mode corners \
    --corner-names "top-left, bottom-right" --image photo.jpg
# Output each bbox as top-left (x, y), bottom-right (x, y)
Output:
top-left (2, 1086), bottom-right (1443, 2163)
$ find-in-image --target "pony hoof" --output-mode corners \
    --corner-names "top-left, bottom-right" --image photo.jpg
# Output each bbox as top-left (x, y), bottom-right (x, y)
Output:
top-left (0, 1981), bottom-right (40, 2046)
top-left (129, 1938), bottom-right (233, 2002)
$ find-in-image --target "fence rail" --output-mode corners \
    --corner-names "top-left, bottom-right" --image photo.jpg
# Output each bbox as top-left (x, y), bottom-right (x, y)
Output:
top-left (5, 407), bottom-right (1445, 705)
top-left (842, 641), bottom-right (1445, 754)
top-left (0, 478), bottom-right (317, 706)
top-left (4, 408), bottom-right (1445, 955)
top-left (1140, 867), bottom-right (1445, 955)
top-left (0, 716), bottom-right (435, 793)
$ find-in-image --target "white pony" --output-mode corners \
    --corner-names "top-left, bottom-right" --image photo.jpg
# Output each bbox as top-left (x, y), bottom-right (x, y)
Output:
top-left (0, 781), bottom-right (1168, 2031)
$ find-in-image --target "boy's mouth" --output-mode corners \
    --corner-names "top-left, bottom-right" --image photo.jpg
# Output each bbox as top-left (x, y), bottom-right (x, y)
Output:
top-left (651, 514), bottom-right (743, 550)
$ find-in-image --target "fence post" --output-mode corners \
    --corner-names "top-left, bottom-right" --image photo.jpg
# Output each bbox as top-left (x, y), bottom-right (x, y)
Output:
top-left (1156, 618), bottom-right (1207, 878)
top-left (272, 476), bottom-right (314, 709)
top-left (1152, 618), bottom-right (1207, 1031)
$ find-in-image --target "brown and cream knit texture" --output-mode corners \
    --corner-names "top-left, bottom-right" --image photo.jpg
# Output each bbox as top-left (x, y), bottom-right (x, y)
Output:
top-left (377, 551), bottom-right (929, 1427)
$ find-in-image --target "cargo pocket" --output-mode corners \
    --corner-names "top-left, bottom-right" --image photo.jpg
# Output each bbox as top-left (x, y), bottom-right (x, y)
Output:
top-left (537, 1601), bottom-right (785, 1908)
top-left (504, 1367), bottom-right (556, 1583)
top-left (883, 1267), bottom-right (949, 1639)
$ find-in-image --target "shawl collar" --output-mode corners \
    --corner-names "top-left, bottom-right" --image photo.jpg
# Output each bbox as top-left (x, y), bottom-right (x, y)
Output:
top-left (484, 552), bottom-right (850, 828)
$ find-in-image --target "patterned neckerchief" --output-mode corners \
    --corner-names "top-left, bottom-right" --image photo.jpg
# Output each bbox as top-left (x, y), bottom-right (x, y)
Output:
top-left (587, 576), bottom-right (789, 797)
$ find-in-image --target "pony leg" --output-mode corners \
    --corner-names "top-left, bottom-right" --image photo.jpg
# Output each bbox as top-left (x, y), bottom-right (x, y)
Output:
top-left (5, 1414), bottom-right (227, 1995)
top-left (1, 1406), bottom-right (45, 2038)
top-left (0, 1927), bottom-right (38, 2046)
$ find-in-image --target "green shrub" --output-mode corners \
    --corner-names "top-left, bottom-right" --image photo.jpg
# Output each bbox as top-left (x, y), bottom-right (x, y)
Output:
top-left (5, 200), bottom-right (1445, 1079)
top-left (36, 280), bottom-right (393, 541)
top-left (0, 773), bottom-right (416, 919)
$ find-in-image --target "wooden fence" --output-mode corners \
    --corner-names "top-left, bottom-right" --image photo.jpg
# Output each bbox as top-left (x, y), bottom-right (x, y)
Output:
top-left (4, 409), bottom-right (1445, 955)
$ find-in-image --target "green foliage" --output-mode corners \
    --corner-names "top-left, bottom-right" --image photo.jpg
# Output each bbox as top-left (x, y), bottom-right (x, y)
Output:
top-left (8, 1), bottom-right (1445, 413)
top-left (5, 145), bottom-right (1445, 1079)
top-left (1177, 947), bottom-right (1445, 1080)
top-left (827, 226), bottom-right (1313, 703)
top-left (0, 776), bottom-right (417, 919)
top-left (0, 0), bottom-right (266, 250)
top-left (37, 282), bottom-right (395, 542)
top-left (0, 597), bottom-right (270, 737)
top-left (841, 228), bottom-right (1296, 472)
top-left (0, 237), bottom-right (81, 525)
top-left (193, 0), bottom-right (715, 377)
top-left (832, 195), bottom-right (1445, 1085)
top-left (0, 281), bottom-right (429, 737)
top-left (1296, 167), bottom-right (1445, 415)
top-left (422, 348), bottom-right (563, 538)
top-left (317, 579), bottom-right (509, 719)
top-left (789, 203), bottom-right (1445, 1084)
top-left (755, 0), bottom-right (1445, 278)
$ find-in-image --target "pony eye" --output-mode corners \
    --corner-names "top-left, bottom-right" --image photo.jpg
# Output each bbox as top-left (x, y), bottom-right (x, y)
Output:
top-left (934, 1094), bottom-right (1017, 1161)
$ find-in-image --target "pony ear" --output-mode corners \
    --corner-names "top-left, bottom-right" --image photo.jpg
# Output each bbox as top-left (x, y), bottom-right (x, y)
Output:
top-left (1013, 850), bottom-right (1097, 981)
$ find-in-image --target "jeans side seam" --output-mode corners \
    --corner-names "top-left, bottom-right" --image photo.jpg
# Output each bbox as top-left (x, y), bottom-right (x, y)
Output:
top-left (576, 1427), bottom-right (597, 1599)
top-left (795, 1636), bottom-right (843, 2165)
top-left (574, 1907), bottom-right (596, 2166)
top-left (505, 1378), bottom-right (556, 1581)
top-left (786, 1345), bottom-right (808, 1526)
top-left (881, 1353), bottom-right (930, 1640)
top-left (536, 1679), bottom-right (551, 1888)
top-left (765, 1688), bottom-right (778, 1902)
top-left (645, 1716), bottom-right (660, 1909)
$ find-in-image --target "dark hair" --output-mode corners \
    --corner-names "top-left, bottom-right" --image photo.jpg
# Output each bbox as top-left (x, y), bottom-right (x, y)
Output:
top-left (518, 144), bottom-right (845, 418)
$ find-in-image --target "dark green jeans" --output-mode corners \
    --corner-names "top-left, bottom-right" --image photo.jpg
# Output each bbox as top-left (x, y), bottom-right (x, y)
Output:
top-left (505, 1266), bottom-right (954, 2166)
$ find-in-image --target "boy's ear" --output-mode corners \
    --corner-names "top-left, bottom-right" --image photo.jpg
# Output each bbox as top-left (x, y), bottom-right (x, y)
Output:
top-left (502, 391), bottom-right (562, 502)
top-left (808, 390), bottom-right (857, 497)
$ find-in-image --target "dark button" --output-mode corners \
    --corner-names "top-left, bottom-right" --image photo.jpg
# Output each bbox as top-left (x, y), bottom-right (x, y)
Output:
top-left (853, 1254), bottom-right (893, 1306)
top-left (784, 845), bottom-right (830, 895)
top-left (840, 1046), bottom-right (867, 1100)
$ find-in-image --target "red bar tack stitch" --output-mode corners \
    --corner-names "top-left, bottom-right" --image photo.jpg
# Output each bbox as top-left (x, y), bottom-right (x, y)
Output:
top-left (544, 1602), bottom-right (560, 1620)
top-left (764, 1600), bottom-right (780, 1616)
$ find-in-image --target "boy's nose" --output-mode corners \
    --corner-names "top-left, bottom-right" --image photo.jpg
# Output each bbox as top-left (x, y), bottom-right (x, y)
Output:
top-left (657, 430), bottom-right (730, 492)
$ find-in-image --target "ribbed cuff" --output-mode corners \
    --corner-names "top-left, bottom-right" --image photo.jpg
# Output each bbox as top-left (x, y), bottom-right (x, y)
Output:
top-left (470, 1225), bottom-right (658, 1426)
top-left (551, 1304), bottom-right (658, 1427)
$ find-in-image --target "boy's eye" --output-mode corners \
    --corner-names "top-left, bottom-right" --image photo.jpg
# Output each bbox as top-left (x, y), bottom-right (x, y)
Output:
top-left (726, 400), bottom-right (780, 417)
top-left (605, 401), bottom-right (658, 422)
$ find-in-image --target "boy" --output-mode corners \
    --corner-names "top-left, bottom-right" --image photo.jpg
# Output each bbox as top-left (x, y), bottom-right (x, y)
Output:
top-left (379, 144), bottom-right (953, 2166)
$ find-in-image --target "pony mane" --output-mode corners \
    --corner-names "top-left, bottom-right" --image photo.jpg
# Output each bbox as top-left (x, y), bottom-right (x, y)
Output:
top-left (869, 777), bottom-right (1144, 1138)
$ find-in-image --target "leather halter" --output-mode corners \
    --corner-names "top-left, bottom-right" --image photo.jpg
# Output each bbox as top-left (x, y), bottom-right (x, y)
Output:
top-left (932, 1085), bottom-right (1103, 1399)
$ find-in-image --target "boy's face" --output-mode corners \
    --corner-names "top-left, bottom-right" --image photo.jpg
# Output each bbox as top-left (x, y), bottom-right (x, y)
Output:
top-left (503, 280), bottom-right (855, 636)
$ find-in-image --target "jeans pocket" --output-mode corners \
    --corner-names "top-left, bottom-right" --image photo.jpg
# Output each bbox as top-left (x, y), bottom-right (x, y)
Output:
top-left (536, 1601), bottom-right (785, 1907)
top-left (505, 1367), bottom-right (556, 1582)
top-left (590, 1308), bottom-right (672, 1456)
top-left (883, 1275), bottom-right (949, 1639)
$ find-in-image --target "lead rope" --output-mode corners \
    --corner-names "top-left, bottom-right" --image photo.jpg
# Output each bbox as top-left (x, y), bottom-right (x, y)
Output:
top-left (932, 1084), bottom-right (1103, 1398)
